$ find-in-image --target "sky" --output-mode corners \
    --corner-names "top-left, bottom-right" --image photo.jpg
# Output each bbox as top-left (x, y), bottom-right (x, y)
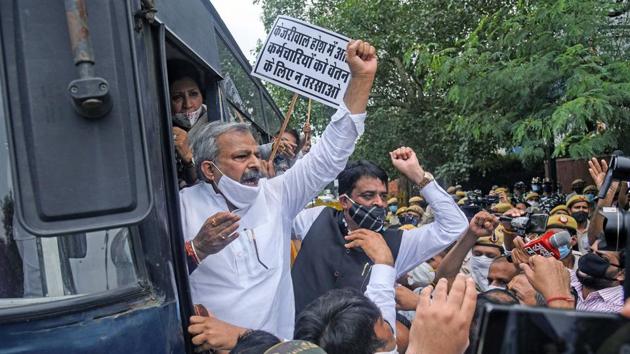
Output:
top-left (211, 0), bottom-right (267, 63)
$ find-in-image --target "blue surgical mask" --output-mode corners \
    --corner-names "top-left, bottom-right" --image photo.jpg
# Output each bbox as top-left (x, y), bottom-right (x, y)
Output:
top-left (558, 245), bottom-right (571, 259)
top-left (389, 205), bottom-right (398, 213)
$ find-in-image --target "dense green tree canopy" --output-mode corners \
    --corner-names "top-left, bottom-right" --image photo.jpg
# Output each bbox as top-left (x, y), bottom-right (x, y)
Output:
top-left (255, 0), bottom-right (630, 183)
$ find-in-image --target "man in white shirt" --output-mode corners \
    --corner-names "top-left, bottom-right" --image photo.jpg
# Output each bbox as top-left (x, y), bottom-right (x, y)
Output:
top-left (182, 39), bottom-right (377, 341)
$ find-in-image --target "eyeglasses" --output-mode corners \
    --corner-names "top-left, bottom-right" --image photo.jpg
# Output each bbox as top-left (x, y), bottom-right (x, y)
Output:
top-left (245, 228), bottom-right (269, 270)
top-left (594, 251), bottom-right (621, 268)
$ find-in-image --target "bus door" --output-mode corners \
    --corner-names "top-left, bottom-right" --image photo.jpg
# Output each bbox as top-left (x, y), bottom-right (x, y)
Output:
top-left (0, 1), bottom-right (193, 353)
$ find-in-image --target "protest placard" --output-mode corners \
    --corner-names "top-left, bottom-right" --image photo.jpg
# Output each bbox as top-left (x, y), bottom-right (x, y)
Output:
top-left (252, 16), bottom-right (351, 109)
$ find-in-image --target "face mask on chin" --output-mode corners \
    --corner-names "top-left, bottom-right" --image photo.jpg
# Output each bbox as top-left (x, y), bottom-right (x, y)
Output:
top-left (342, 195), bottom-right (387, 232)
top-left (408, 262), bottom-right (435, 288)
top-left (173, 104), bottom-right (205, 128)
top-left (470, 255), bottom-right (494, 292)
top-left (487, 284), bottom-right (506, 291)
top-left (211, 162), bottom-right (263, 210)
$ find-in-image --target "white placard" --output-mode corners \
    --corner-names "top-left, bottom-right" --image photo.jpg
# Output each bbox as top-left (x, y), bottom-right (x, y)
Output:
top-left (252, 16), bottom-right (351, 109)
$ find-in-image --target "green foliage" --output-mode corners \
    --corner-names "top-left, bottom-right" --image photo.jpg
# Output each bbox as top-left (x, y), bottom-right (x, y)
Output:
top-left (256, 0), bottom-right (630, 183)
top-left (435, 0), bottom-right (630, 168)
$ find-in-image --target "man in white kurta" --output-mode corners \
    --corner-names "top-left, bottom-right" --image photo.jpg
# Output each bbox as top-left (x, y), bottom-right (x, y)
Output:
top-left (180, 40), bottom-right (378, 339)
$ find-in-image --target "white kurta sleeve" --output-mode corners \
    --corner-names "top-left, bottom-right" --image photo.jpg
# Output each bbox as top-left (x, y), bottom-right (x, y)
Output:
top-left (292, 206), bottom-right (327, 241)
top-left (395, 181), bottom-right (468, 277)
top-left (365, 264), bottom-right (397, 336)
top-left (279, 103), bottom-right (365, 220)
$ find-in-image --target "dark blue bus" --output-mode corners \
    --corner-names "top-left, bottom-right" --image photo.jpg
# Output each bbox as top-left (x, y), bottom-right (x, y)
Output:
top-left (0, 1), bottom-right (283, 352)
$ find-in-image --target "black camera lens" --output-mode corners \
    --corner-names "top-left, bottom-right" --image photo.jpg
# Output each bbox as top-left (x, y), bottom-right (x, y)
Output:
top-left (601, 208), bottom-right (630, 250)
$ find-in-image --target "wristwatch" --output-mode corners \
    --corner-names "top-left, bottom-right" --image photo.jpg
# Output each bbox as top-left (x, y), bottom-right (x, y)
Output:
top-left (417, 172), bottom-right (434, 189)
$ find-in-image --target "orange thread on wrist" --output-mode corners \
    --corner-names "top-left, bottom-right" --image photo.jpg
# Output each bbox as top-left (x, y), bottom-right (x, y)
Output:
top-left (546, 296), bottom-right (575, 305)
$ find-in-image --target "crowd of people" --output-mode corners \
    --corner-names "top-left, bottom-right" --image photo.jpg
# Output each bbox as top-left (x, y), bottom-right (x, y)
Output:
top-left (168, 39), bottom-right (630, 354)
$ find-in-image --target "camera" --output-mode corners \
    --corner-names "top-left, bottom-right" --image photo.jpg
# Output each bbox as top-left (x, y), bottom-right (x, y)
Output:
top-left (465, 191), bottom-right (498, 209)
top-left (596, 152), bottom-right (630, 299)
top-left (598, 153), bottom-right (630, 249)
top-left (600, 207), bottom-right (629, 250)
top-left (500, 213), bottom-right (548, 237)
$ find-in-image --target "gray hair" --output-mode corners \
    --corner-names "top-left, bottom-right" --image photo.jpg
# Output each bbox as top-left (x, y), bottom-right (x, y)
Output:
top-left (190, 121), bottom-right (253, 179)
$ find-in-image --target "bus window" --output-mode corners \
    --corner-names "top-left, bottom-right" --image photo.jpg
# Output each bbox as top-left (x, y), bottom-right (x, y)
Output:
top-left (262, 98), bottom-right (282, 134)
top-left (0, 115), bottom-right (140, 306)
top-left (216, 35), bottom-right (265, 130)
top-left (164, 41), bottom-right (224, 189)
top-left (223, 102), bottom-right (266, 145)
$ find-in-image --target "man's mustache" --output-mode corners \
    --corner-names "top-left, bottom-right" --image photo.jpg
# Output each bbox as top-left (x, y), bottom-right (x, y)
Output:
top-left (240, 169), bottom-right (263, 184)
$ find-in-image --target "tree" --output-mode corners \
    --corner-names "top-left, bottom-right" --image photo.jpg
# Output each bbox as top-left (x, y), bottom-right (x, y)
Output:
top-left (257, 0), bottom-right (512, 182)
top-left (256, 0), bottom-right (630, 183)
top-left (423, 0), bottom-right (630, 171)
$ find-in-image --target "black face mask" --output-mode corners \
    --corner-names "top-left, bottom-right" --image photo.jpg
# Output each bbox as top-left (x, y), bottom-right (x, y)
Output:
top-left (577, 252), bottom-right (620, 289)
top-left (400, 215), bottom-right (419, 226)
top-left (576, 271), bottom-right (617, 290)
top-left (572, 211), bottom-right (589, 223)
top-left (344, 196), bottom-right (387, 232)
top-left (543, 185), bottom-right (552, 193)
top-left (573, 186), bottom-right (584, 194)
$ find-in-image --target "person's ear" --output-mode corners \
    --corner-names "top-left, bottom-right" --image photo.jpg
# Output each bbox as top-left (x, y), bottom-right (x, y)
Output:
top-left (616, 269), bottom-right (625, 282)
top-left (200, 161), bottom-right (216, 182)
top-left (339, 194), bottom-right (352, 210)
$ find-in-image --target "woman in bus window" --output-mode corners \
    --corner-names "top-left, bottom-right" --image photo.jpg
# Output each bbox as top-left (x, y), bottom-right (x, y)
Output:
top-left (168, 59), bottom-right (208, 188)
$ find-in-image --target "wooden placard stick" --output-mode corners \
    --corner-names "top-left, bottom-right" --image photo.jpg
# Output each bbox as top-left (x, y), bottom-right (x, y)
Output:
top-left (304, 98), bottom-right (312, 142)
top-left (268, 92), bottom-right (299, 162)
top-left (234, 109), bottom-right (245, 123)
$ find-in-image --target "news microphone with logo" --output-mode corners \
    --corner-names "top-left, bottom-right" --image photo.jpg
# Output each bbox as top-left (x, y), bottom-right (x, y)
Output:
top-left (522, 230), bottom-right (572, 259)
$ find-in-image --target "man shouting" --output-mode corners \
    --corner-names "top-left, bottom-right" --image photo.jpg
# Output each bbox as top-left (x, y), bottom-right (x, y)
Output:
top-left (180, 39), bottom-right (377, 340)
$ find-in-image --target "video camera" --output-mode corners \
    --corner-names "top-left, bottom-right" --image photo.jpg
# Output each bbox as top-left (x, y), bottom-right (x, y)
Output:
top-left (499, 213), bottom-right (548, 237)
top-left (465, 191), bottom-right (499, 209)
top-left (596, 151), bottom-right (630, 299)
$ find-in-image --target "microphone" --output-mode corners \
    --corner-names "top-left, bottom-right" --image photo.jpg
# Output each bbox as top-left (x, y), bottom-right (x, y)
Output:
top-left (523, 230), bottom-right (572, 259)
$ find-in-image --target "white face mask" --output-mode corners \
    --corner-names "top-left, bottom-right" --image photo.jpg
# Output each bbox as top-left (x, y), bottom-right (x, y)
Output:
top-left (408, 262), bottom-right (435, 288)
top-left (173, 104), bottom-right (205, 127)
top-left (470, 255), bottom-right (494, 292)
top-left (487, 284), bottom-right (505, 291)
top-left (212, 162), bottom-right (261, 210)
